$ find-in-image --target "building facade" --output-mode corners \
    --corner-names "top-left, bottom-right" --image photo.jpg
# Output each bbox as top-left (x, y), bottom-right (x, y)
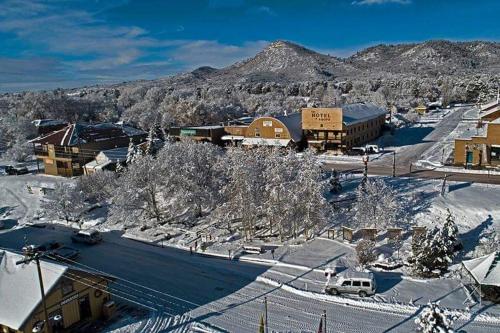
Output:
top-left (31, 123), bottom-right (146, 177)
top-left (302, 103), bottom-right (386, 153)
top-left (168, 126), bottom-right (226, 144)
top-left (0, 251), bottom-right (113, 333)
top-left (454, 122), bottom-right (500, 168)
top-left (242, 113), bottom-right (303, 148)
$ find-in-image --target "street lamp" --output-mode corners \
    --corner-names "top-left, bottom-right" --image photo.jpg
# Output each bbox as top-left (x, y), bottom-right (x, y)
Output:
top-left (362, 153), bottom-right (369, 179)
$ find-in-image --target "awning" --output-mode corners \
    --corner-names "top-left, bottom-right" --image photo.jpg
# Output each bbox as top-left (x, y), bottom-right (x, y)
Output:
top-left (242, 138), bottom-right (291, 147)
top-left (221, 135), bottom-right (245, 141)
top-left (462, 252), bottom-right (500, 287)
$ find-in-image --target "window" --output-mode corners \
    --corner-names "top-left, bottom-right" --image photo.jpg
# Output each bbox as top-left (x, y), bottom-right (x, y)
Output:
top-left (72, 147), bottom-right (79, 153)
top-left (362, 281), bottom-right (371, 287)
top-left (341, 280), bottom-right (351, 287)
top-left (491, 146), bottom-right (500, 161)
top-left (56, 161), bottom-right (66, 168)
top-left (61, 280), bottom-right (73, 296)
top-left (275, 133), bottom-right (281, 138)
top-left (352, 281), bottom-right (361, 287)
top-left (254, 129), bottom-right (260, 137)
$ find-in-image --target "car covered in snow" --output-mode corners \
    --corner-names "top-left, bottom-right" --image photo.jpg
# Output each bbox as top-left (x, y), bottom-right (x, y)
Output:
top-left (325, 270), bottom-right (376, 297)
top-left (71, 229), bottom-right (102, 244)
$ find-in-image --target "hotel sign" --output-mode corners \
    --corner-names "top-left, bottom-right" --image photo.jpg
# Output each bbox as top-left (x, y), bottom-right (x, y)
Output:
top-left (302, 107), bottom-right (343, 130)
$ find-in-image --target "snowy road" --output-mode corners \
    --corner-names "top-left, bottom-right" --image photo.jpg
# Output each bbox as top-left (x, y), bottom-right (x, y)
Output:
top-left (1, 226), bottom-right (499, 332)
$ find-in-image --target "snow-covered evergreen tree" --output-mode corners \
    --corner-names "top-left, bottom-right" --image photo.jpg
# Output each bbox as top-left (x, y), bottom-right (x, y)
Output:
top-left (415, 302), bottom-right (455, 333)
top-left (126, 139), bottom-right (136, 165)
top-left (145, 124), bottom-right (156, 155)
top-left (408, 218), bottom-right (458, 277)
top-left (115, 160), bottom-right (124, 173)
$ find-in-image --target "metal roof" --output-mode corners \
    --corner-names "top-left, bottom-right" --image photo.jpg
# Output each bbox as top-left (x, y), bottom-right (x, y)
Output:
top-left (462, 251), bottom-right (500, 287)
top-left (341, 103), bottom-right (387, 126)
top-left (274, 112), bottom-right (303, 142)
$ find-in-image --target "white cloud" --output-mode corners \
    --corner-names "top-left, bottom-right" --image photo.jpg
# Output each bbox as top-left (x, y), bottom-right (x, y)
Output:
top-left (170, 40), bottom-right (269, 69)
top-left (352, 0), bottom-right (411, 5)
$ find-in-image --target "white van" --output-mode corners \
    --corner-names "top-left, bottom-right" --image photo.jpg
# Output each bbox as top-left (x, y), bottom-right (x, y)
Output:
top-left (325, 270), bottom-right (376, 297)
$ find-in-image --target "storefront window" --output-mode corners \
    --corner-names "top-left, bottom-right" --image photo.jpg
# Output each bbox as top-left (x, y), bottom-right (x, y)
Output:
top-left (491, 146), bottom-right (500, 161)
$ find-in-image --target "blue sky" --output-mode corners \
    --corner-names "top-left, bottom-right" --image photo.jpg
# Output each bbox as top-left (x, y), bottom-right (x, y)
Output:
top-left (1, 0), bottom-right (499, 92)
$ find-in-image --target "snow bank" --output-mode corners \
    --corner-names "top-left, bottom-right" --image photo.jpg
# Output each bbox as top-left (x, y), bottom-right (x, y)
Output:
top-left (256, 276), bottom-right (500, 325)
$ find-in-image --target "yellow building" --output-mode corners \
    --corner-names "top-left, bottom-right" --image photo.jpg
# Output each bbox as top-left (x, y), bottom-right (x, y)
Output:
top-left (302, 103), bottom-right (386, 153)
top-left (0, 250), bottom-right (114, 333)
top-left (454, 122), bottom-right (500, 168)
top-left (415, 105), bottom-right (428, 115)
top-left (242, 112), bottom-right (303, 148)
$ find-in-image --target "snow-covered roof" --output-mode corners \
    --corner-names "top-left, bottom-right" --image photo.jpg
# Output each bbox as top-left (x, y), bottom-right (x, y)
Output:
top-left (481, 99), bottom-right (499, 112)
top-left (480, 106), bottom-right (500, 121)
top-left (99, 147), bottom-right (128, 162)
top-left (0, 250), bottom-right (67, 330)
top-left (30, 122), bottom-right (146, 146)
top-left (342, 103), bottom-right (387, 126)
top-left (462, 252), bottom-right (500, 287)
top-left (32, 119), bottom-right (66, 127)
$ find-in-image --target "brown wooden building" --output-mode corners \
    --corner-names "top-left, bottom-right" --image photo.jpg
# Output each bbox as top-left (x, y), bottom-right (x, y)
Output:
top-left (302, 103), bottom-right (387, 153)
top-left (31, 123), bottom-right (146, 177)
top-left (0, 250), bottom-right (114, 333)
top-left (242, 113), bottom-right (303, 148)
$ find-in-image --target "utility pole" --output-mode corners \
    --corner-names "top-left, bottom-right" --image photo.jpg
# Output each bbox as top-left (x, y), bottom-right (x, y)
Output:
top-left (264, 297), bottom-right (269, 333)
top-left (392, 151), bottom-right (396, 177)
top-left (16, 246), bottom-right (52, 333)
top-left (323, 310), bottom-right (327, 333)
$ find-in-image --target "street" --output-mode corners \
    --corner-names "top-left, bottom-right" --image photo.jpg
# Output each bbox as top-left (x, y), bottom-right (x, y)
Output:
top-left (1, 226), bottom-right (499, 332)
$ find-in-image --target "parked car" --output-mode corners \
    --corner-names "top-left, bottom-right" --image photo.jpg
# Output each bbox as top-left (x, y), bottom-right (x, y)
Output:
top-left (35, 240), bottom-right (63, 252)
top-left (365, 145), bottom-right (381, 154)
top-left (346, 147), bottom-right (366, 156)
top-left (325, 270), bottom-right (376, 297)
top-left (71, 229), bottom-right (102, 244)
top-left (47, 246), bottom-right (80, 262)
top-left (5, 165), bottom-right (29, 175)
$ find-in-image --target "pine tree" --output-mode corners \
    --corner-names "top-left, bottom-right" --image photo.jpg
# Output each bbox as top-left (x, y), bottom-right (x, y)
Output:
top-left (415, 302), bottom-right (455, 333)
top-left (115, 159), bottom-right (123, 173)
top-left (126, 139), bottom-right (136, 165)
top-left (145, 124), bottom-right (155, 155)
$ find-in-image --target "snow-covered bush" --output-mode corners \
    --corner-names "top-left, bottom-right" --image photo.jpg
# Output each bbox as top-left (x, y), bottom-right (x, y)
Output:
top-left (415, 302), bottom-right (455, 333)
top-left (41, 182), bottom-right (88, 226)
top-left (2, 141), bottom-right (33, 162)
top-left (356, 239), bottom-right (377, 266)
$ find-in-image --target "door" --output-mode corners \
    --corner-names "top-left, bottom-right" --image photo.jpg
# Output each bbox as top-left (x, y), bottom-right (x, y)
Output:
top-left (466, 151), bottom-right (473, 165)
top-left (78, 295), bottom-right (92, 320)
top-left (62, 299), bottom-right (80, 328)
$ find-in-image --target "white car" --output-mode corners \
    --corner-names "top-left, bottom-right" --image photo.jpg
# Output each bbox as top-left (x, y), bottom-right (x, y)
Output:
top-left (325, 270), bottom-right (377, 297)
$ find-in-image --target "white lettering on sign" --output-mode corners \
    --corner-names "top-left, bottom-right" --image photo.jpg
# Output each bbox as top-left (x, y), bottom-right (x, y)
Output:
top-left (263, 121), bottom-right (273, 127)
top-left (274, 128), bottom-right (283, 133)
top-left (61, 293), bottom-right (79, 306)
